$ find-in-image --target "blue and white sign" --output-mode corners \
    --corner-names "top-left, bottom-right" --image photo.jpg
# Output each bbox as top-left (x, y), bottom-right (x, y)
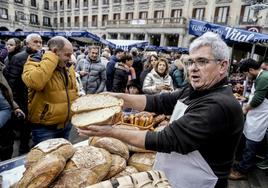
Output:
top-left (189, 19), bottom-right (268, 44)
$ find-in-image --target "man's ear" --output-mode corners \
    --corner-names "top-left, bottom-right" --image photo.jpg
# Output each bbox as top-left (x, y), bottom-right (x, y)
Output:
top-left (219, 60), bottom-right (229, 73)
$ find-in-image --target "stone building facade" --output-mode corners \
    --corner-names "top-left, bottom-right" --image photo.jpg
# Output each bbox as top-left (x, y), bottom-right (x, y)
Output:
top-left (0, 0), bottom-right (268, 47)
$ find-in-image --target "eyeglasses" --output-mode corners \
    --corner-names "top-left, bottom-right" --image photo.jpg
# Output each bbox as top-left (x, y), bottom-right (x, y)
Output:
top-left (185, 58), bottom-right (220, 67)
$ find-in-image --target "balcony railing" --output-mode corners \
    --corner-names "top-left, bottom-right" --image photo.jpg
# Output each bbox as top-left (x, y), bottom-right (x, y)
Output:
top-left (106, 17), bottom-right (186, 28)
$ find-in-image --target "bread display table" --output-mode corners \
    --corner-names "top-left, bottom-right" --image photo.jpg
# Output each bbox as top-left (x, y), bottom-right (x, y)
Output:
top-left (0, 140), bottom-right (88, 188)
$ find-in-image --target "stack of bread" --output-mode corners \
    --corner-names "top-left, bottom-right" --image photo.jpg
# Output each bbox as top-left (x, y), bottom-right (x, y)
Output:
top-left (71, 94), bottom-right (124, 128)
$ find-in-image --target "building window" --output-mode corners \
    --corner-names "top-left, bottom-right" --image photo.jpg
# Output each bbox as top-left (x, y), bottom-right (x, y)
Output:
top-left (30, 14), bottom-right (38, 24)
top-left (15, 0), bottom-right (23, 4)
top-left (53, 1), bottom-right (57, 10)
top-left (31, 0), bottom-right (36, 7)
top-left (44, 0), bottom-right (49, 10)
top-left (139, 11), bottom-right (148, 19)
top-left (15, 11), bottom-right (26, 21)
top-left (60, 17), bottom-right (64, 27)
top-left (113, 13), bottom-right (120, 20)
top-left (214, 6), bottom-right (229, 24)
top-left (113, 0), bottom-right (121, 3)
top-left (92, 15), bottom-right (98, 26)
top-left (67, 17), bottom-right (71, 27)
top-left (171, 9), bottom-right (182, 18)
top-left (92, 0), bottom-right (98, 6)
top-left (125, 12), bottom-right (133, 20)
top-left (103, 0), bottom-right (109, 5)
top-left (83, 0), bottom-right (88, 7)
top-left (74, 16), bottom-right (79, 27)
top-left (0, 8), bottom-right (8, 19)
top-left (60, 0), bottom-right (64, 10)
top-left (43, 16), bottom-right (51, 26)
top-left (67, 0), bottom-right (71, 9)
top-left (102, 14), bottom-right (108, 26)
top-left (126, 0), bottom-right (134, 2)
top-left (154, 10), bottom-right (164, 22)
top-left (75, 0), bottom-right (80, 8)
top-left (53, 17), bottom-right (58, 27)
top-left (83, 16), bottom-right (88, 27)
top-left (240, 5), bottom-right (255, 23)
top-left (192, 8), bottom-right (205, 20)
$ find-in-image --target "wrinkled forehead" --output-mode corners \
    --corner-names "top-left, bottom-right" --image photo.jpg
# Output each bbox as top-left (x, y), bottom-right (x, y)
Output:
top-left (29, 36), bottom-right (42, 43)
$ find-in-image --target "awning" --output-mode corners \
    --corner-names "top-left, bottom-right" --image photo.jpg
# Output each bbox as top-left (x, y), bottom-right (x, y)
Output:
top-left (0, 31), bottom-right (115, 48)
top-left (189, 19), bottom-right (268, 45)
top-left (106, 39), bottom-right (149, 51)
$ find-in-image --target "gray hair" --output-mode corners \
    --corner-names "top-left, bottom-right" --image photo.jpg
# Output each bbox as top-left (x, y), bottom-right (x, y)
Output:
top-left (189, 32), bottom-right (229, 61)
top-left (47, 36), bottom-right (71, 51)
top-left (25, 33), bottom-right (41, 43)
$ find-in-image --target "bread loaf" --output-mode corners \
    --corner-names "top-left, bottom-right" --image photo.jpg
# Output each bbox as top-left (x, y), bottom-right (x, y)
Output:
top-left (65, 146), bottom-right (112, 181)
top-left (89, 137), bottom-right (129, 160)
top-left (104, 154), bottom-right (126, 180)
top-left (72, 106), bottom-right (122, 128)
top-left (71, 94), bottom-right (123, 113)
top-left (16, 154), bottom-right (66, 188)
top-left (50, 168), bottom-right (99, 188)
top-left (128, 153), bottom-right (156, 172)
top-left (25, 138), bottom-right (75, 169)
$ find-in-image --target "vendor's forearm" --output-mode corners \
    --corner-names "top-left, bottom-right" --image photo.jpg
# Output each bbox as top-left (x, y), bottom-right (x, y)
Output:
top-left (110, 128), bottom-right (147, 149)
top-left (116, 93), bottom-right (146, 111)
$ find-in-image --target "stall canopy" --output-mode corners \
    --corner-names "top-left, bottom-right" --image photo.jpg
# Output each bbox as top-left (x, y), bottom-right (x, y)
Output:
top-left (145, 45), bottom-right (188, 53)
top-left (106, 39), bottom-right (149, 51)
top-left (0, 31), bottom-right (116, 48)
top-left (188, 19), bottom-right (268, 56)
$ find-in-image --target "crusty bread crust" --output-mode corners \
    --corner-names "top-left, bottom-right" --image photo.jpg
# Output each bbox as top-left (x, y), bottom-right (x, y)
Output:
top-left (71, 94), bottom-right (124, 113)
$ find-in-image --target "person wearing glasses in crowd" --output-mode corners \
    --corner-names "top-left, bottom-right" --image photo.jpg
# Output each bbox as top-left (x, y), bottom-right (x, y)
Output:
top-left (77, 32), bottom-right (243, 188)
top-left (3, 33), bottom-right (42, 155)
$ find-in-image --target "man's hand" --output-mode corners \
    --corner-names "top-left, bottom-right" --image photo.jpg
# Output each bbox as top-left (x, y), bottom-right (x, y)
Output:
top-left (79, 71), bottom-right (89, 77)
top-left (14, 108), bottom-right (26, 119)
top-left (77, 125), bottom-right (113, 137)
top-left (242, 104), bottom-right (252, 114)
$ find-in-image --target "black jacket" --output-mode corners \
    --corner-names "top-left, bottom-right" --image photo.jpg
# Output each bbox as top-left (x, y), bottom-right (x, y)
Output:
top-left (112, 62), bottom-right (129, 93)
top-left (4, 47), bottom-right (37, 112)
top-left (145, 78), bottom-right (243, 182)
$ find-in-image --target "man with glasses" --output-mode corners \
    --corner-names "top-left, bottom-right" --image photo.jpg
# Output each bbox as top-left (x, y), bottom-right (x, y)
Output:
top-left (78, 32), bottom-right (244, 188)
top-left (4, 33), bottom-right (42, 155)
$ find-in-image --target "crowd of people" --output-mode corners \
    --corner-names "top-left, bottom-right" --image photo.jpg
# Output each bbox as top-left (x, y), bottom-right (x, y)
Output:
top-left (0, 31), bottom-right (268, 188)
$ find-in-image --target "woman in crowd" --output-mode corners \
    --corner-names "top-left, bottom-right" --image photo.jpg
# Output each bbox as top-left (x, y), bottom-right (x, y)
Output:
top-left (4, 38), bottom-right (22, 65)
top-left (142, 58), bottom-right (173, 94)
top-left (140, 54), bottom-right (158, 86)
top-left (172, 54), bottom-right (190, 89)
top-left (112, 52), bottom-right (135, 93)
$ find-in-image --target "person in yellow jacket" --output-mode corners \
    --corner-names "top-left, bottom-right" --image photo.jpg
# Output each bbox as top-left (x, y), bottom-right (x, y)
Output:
top-left (22, 36), bottom-right (78, 146)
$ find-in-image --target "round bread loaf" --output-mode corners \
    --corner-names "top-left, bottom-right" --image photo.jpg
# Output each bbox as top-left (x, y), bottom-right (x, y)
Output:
top-left (50, 168), bottom-right (99, 188)
top-left (17, 154), bottom-right (66, 188)
top-left (71, 94), bottom-right (124, 113)
top-left (104, 154), bottom-right (126, 180)
top-left (72, 106), bottom-right (122, 128)
top-left (65, 146), bottom-right (112, 182)
top-left (25, 138), bottom-right (75, 169)
top-left (89, 137), bottom-right (129, 160)
top-left (128, 153), bottom-right (156, 172)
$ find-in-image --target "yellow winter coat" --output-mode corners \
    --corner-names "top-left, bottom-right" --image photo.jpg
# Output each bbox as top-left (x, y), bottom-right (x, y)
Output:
top-left (22, 51), bottom-right (78, 128)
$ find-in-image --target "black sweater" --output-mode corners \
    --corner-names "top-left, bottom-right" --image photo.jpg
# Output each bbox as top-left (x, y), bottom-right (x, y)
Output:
top-left (145, 78), bottom-right (244, 182)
